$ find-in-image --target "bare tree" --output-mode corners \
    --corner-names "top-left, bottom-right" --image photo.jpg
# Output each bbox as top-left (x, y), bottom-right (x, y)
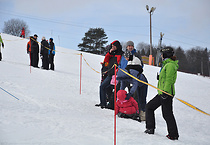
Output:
top-left (3, 18), bottom-right (30, 37)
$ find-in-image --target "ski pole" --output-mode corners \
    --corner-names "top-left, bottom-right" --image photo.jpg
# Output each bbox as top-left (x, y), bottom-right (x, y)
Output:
top-left (0, 86), bottom-right (19, 100)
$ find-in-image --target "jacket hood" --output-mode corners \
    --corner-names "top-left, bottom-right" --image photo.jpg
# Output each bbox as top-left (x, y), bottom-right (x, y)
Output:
top-left (117, 90), bottom-right (127, 102)
top-left (163, 58), bottom-right (179, 70)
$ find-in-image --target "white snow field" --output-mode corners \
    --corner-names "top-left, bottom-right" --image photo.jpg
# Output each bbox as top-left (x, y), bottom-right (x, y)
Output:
top-left (0, 33), bottom-right (210, 145)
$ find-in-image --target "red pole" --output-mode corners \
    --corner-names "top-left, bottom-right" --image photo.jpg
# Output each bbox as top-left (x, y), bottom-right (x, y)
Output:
top-left (114, 65), bottom-right (117, 145)
top-left (80, 53), bottom-right (82, 94)
top-left (30, 52), bottom-right (31, 73)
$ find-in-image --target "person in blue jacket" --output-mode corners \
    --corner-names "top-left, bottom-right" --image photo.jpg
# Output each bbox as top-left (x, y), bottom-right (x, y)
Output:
top-left (117, 50), bottom-right (148, 121)
top-left (49, 38), bottom-right (55, 70)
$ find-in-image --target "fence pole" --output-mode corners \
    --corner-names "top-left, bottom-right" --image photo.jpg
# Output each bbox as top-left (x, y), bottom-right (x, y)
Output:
top-left (80, 53), bottom-right (82, 94)
top-left (114, 65), bottom-right (117, 145)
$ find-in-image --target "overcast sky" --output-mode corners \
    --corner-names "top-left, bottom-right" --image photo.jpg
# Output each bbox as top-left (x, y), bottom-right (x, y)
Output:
top-left (0, 0), bottom-right (210, 51)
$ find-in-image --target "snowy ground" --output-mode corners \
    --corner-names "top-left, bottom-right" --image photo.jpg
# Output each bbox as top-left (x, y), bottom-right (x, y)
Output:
top-left (0, 33), bottom-right (210, 145)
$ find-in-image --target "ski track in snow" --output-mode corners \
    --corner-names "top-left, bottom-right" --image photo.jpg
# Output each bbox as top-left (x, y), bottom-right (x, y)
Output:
top-left (0, 33), bottom-right (210, 145)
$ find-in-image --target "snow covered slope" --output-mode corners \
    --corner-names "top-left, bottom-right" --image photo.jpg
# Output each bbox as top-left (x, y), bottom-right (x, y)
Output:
top-left (0, 33), bottom-right (210, 145)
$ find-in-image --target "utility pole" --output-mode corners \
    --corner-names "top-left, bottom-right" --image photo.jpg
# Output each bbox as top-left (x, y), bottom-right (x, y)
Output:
top-left (156, 32), bottom-right (164, 66)
top-left (201, 57), bottom-right (204, 75)
top-left (146, 5), bottom-right (156, 65)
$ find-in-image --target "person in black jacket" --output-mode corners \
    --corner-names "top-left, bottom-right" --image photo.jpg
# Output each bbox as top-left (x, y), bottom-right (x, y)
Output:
top-left (40, 37), bottom-right (49, 70)
top-left (31, 34), bottom-right (39, 68)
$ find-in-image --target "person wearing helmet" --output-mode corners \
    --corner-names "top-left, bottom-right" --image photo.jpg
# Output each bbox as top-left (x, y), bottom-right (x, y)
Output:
top-left (144, 46), bottom-right (179, 140)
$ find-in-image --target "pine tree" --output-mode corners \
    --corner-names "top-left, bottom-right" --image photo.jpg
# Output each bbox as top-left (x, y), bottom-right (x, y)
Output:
top-left (78, 28), bottom-right (108, 54)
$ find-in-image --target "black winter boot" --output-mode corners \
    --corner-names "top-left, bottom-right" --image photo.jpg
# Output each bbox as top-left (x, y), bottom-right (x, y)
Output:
top-left (166, 135), bottom-right (179, 140)
top-left (144, 129), bottom-right (155, 134)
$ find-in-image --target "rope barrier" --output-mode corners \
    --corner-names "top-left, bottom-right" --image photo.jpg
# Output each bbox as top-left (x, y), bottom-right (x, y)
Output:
top-left (116, 65), bottom-right (210, 116)
top-left (176, 98), bottom-right (210, 116)
top-left (116, 65), bottom-right (173, 97)
top-left (81, 54), bottom-right (100, 74)
top-left (2, 37), bottom-right (22, 41)
top-left (30, 37), bottom-right (80, 55)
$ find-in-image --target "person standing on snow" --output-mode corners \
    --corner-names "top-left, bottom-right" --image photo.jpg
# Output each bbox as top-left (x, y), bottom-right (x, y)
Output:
top-left (20, 27), bottom-right (25, 38)
top-left (41, 37), bottom-right (49, 70)
top-left (95, 40), bottom-right (123, 109)
top-left (49, 38), bottom-right (55, 70)
top-left (31, 34), bottom-right (39, 68)
top-left (144, 46), bottom-right (179, 140)
top-left (26, 36), bottom-right (32, 65)
top-left (0, 33), bottom-right (5, 61)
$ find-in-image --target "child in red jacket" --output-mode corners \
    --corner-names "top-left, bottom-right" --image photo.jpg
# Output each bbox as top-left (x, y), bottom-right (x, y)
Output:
top-left (116, 90), bottom-right (140, 122)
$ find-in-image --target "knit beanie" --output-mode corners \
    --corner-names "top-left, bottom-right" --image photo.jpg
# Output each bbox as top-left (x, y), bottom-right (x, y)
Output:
top-left (126, 41), bottom-right (134, 48)
top-left (111, 40), bottom-right (122, 50)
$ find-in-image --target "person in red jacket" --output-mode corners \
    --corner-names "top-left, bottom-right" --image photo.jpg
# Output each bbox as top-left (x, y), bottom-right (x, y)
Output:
top-left (116, 90), bottom-right (140, 122)
top-left (20, 27), bottom-right (25, 38)
top-left (27, 36), bottom-right (32, 65)
top-left (96, 40), bottom-right (123, 109)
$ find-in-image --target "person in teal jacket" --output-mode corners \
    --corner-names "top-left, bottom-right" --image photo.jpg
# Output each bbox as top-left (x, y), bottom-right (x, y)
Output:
top-left (49, 38), bottom-right (55, 70)
top-left (144, 46), bottom-right (179, 140)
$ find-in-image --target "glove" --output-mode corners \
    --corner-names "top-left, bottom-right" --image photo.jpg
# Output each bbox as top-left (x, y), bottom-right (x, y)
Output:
top-left (157, 72), bottom-right (159, 80)
top-left (160, 93), bottom-right (170, 99)
top-left (125, 93), bottom-right (132, 100)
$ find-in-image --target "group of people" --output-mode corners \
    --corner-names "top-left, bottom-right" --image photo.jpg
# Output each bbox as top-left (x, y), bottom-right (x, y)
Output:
top-left (96, 40), bottom-right (179, 140)
top-left (27, 34), bottom-right (55, 70)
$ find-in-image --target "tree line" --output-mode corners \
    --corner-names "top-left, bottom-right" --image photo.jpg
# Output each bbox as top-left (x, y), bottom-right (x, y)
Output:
top-left (135, 44), bottom-right (210, 76)
top-left (78, 28), bottom-right (210, 77)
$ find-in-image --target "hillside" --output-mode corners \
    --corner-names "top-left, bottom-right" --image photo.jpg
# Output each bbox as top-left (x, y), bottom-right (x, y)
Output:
top-left (0, 33), bottom-right (210, 145)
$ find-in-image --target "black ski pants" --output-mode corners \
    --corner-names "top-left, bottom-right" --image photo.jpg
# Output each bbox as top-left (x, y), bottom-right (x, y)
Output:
top-left (31, 52), bottom-right (39, 67)
top-left (0, 52), bottom-right (2, 61)
top-left (146, 94), bottom-right (179, 137)
top-left (42, 54), bottom-right (49, 70)
top-left (49, 54), bottom-right (54, 70)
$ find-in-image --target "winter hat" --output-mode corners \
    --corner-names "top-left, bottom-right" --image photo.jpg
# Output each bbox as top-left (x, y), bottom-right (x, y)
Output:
top-left (111, 40), bottom-right (122, 50)
top-left (117, 90), bottom-right (128, 102)
top-left (126, 41), bottom-right (134, 48)
top-left (50, 38), bottom-right (53, 41)
top-left (123, 50), bottom-right (132, 58)
top-left (161, 46), bottom-right (174, 59)
top-left (34, 34), bottom-right (38, 37)
top-left (127, 56), bottom-right (141, 66)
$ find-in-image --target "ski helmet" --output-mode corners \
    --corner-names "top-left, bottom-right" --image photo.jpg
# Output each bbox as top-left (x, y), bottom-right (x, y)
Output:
top-left (161, 46), bottom-right (174, 59)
